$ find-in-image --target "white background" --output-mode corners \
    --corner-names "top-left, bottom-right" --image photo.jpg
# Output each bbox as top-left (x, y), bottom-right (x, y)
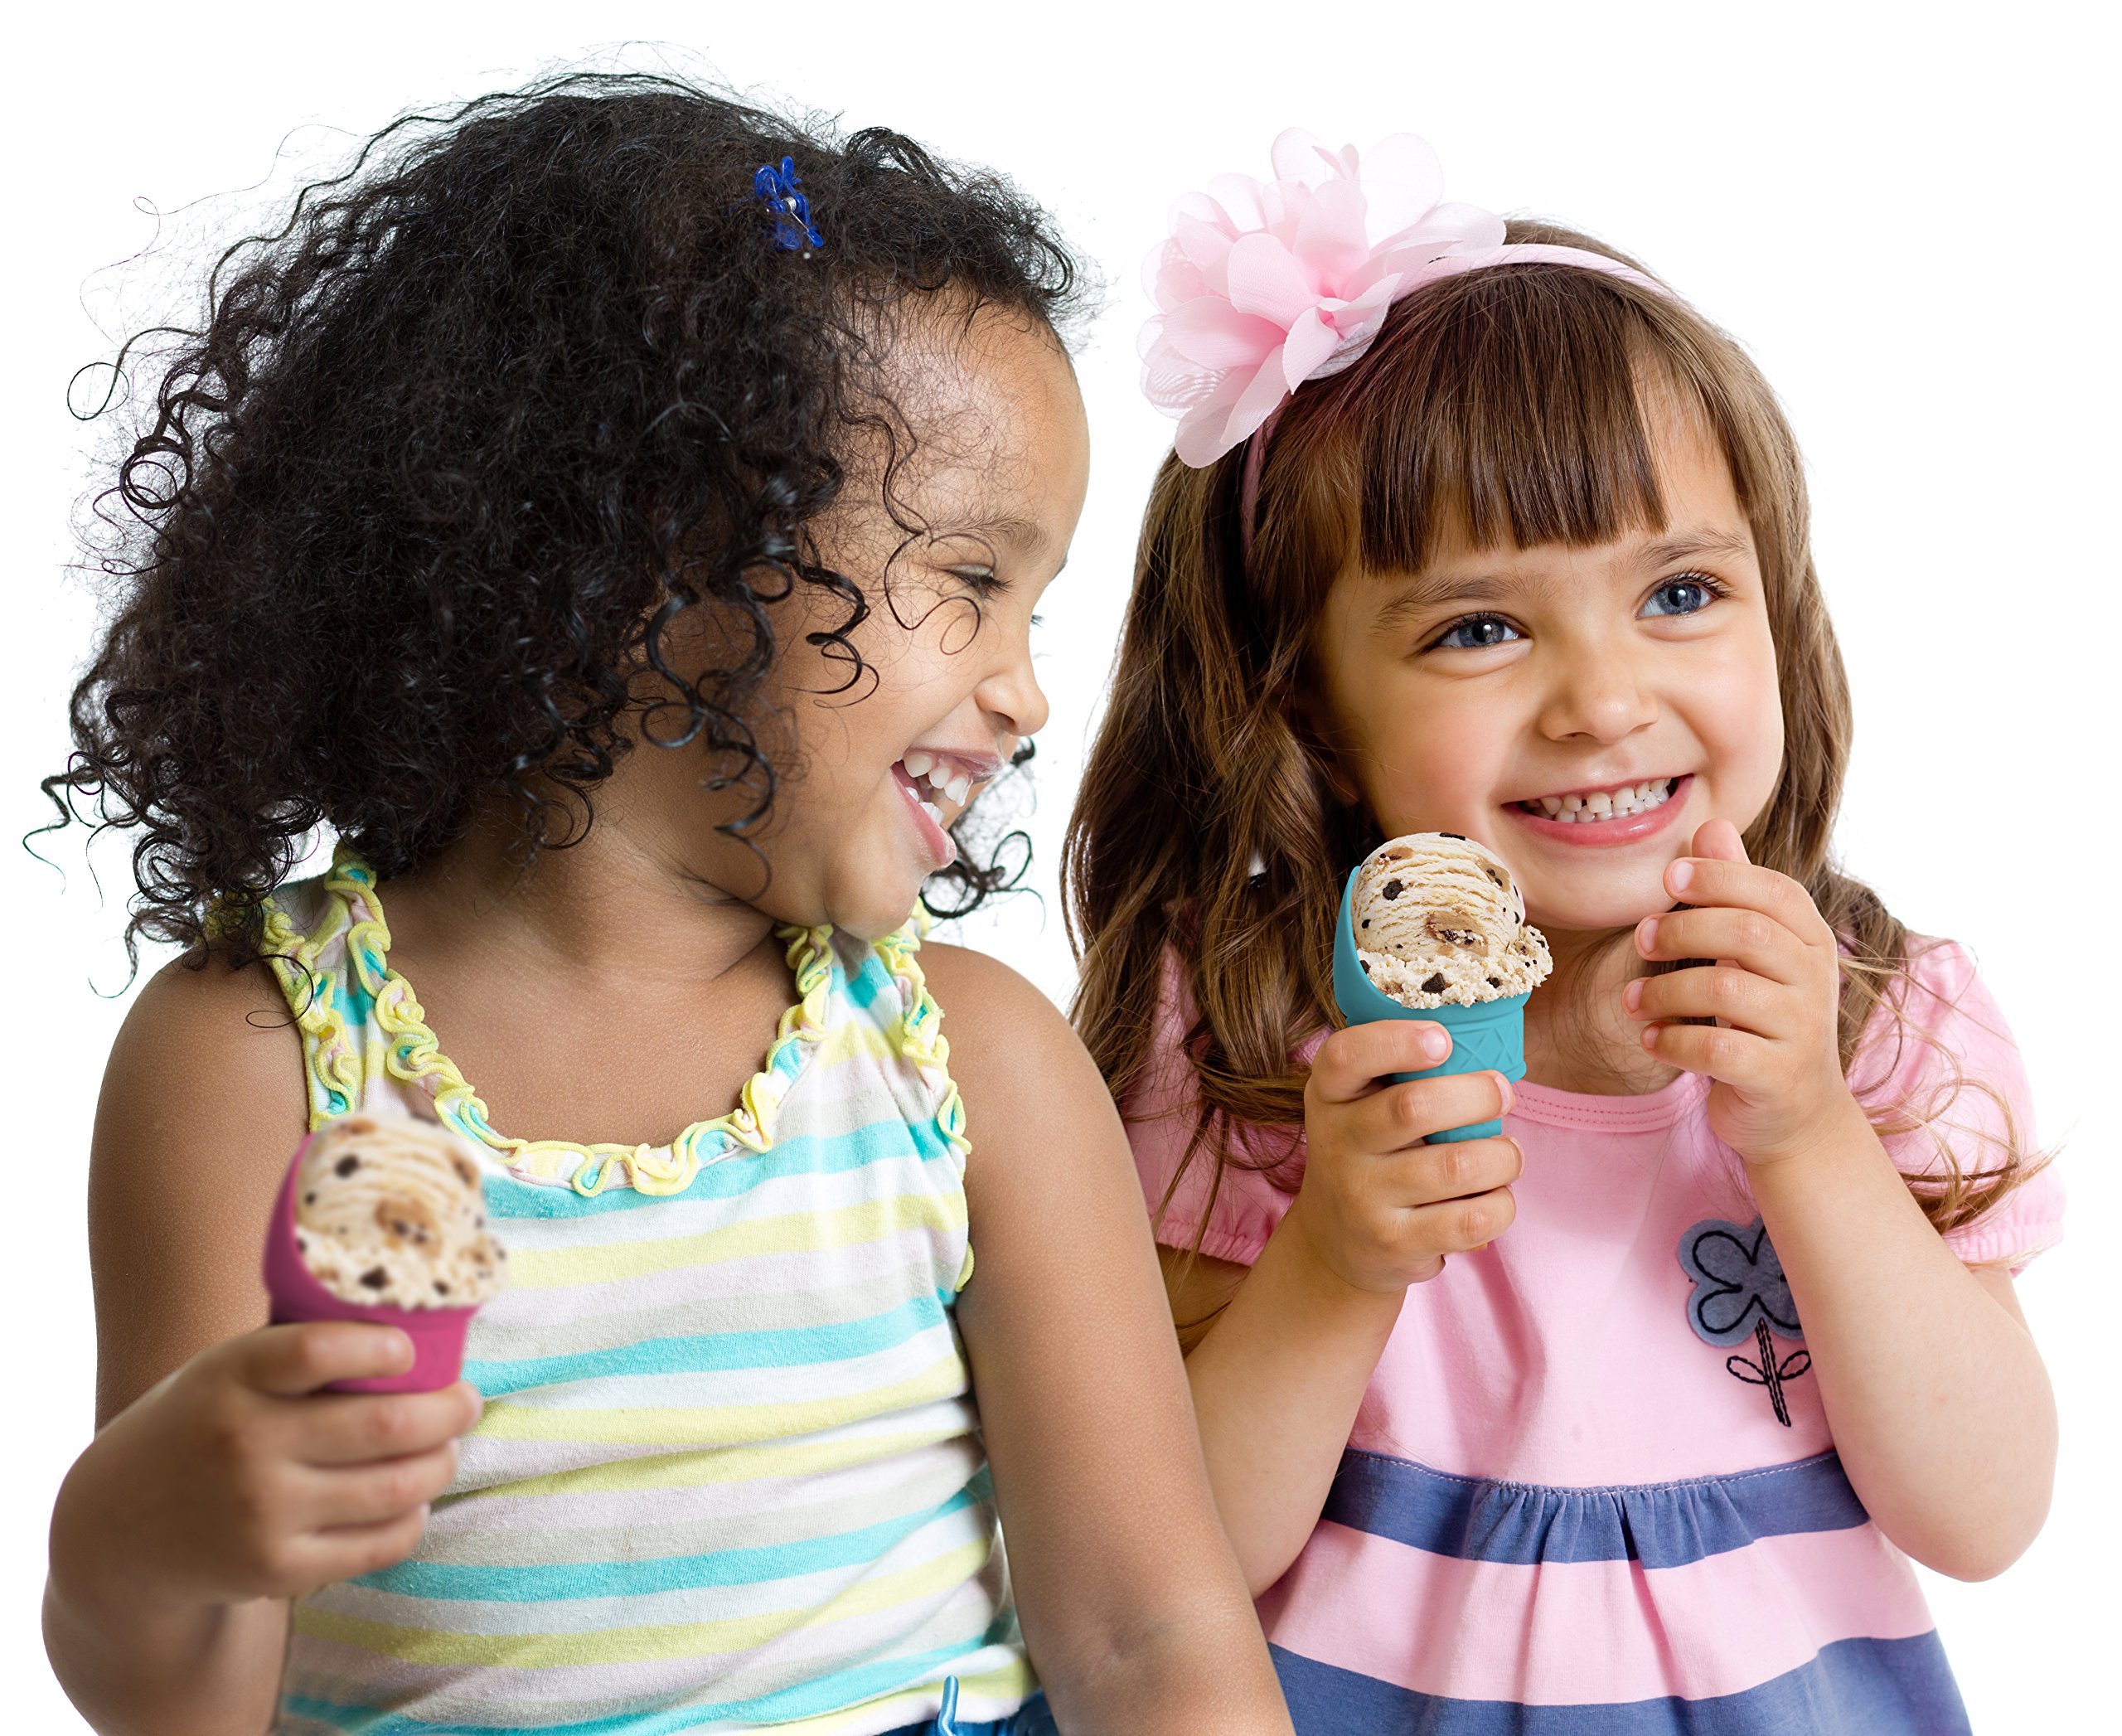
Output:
top-left (7, 2), bottom-right (2116, 1727)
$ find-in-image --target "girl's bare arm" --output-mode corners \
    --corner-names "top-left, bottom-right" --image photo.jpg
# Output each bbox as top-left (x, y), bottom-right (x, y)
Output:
top-left (46, 960), bottom-right (305, 1733)
top-left (1632, 823), bottom-right (2054, 1578)
top-left (1744, 1114), bottom-right (2052, 1579)
top-left (1155, 1030), bottom-right (1517, 1595)
top-left (45, 960), bottom-right (476, 1735)
top-left (923, 943), bottom-right (1291, 1735)
top-left (1159, 1228), bottom-right (1400, 1597)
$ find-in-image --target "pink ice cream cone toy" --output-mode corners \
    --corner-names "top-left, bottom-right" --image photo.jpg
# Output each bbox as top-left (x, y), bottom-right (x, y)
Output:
top-left (261, 1113), bottom-right (506, 1393)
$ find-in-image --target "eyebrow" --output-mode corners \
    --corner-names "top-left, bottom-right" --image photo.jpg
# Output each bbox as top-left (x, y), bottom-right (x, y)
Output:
top-left (1369, 572), bottom-right (1530, 635)
top-left (955, 515), bottom-right (1052, 560)
top-left (1639, 528), bottom-right (1755, 566)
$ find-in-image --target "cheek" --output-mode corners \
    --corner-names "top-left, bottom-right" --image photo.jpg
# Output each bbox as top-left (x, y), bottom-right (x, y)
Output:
top-left (1691, 626), bottom-right (1785, 808)
top-left (1342, 683), bottom-right (1504, 823)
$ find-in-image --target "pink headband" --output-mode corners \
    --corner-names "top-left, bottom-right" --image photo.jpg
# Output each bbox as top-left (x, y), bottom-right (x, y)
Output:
top-left (1139, 129), bottom-right (1669, 546)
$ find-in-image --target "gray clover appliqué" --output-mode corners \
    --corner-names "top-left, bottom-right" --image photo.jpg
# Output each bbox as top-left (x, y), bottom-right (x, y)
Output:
top-left (1678, 1216), bottom-right (1801, 1346)
top-left (1678, 1216), bottom-right (1810, 1428)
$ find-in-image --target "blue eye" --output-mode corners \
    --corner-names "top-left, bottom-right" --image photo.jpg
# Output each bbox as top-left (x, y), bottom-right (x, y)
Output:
top-left (1640, 573), bottom-right (1725, 618)
top-left (1432, 613), bottom-right (1521, 651)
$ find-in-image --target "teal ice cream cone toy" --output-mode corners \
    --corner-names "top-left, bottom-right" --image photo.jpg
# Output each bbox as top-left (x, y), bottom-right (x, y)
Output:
top-left (1333, 866), bottom-right (1529, 1144)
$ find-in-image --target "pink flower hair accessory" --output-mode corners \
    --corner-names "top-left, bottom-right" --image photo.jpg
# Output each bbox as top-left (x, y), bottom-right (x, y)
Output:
top-left (1141, 129), bottom-right (1666, 468)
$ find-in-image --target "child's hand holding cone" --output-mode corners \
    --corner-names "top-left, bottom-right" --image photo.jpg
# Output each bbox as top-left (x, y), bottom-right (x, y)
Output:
top-left (49, 1321), bottom-right (482, 1608)
top-left (1291, 1020), bottom-right (1521, 1294)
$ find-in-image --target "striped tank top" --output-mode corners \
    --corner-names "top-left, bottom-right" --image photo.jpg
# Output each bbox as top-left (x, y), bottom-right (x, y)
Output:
top-left (264, 850), bottom-right (1034, 1735)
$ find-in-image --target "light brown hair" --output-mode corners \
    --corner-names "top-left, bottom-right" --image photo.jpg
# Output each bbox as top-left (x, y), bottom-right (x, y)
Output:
top-left (1063, 222), bottom-right (2037, 1241)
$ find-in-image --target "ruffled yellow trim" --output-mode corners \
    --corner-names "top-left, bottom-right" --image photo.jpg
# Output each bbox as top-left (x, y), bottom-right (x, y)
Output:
top-left (874, 910), bottom-right (973, 1288)
top-left (264, 845), bottom-right (833, 1198)
top-left (260, 890), bottom-right (366, 1122)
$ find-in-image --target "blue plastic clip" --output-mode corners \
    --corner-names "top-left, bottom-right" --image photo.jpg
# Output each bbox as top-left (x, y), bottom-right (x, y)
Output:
top-left (754, 157), bottom-right (824, 255)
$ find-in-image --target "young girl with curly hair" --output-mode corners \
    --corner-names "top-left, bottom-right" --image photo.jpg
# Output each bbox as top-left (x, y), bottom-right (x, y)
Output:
top-left (1066, 130), bottom-right (2062, 1733)
top-left (40, 76), bottom-right (1292, 1736)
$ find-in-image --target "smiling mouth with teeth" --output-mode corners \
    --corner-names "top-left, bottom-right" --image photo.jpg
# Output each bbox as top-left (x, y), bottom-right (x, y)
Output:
top-left (898, 749), bottom-right (978, 827)
top-left (1517, 778), bottom-right (1678, 822)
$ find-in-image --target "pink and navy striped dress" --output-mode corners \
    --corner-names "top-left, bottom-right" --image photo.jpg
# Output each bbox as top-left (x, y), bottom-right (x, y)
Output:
top-left (1130, 939), bottom-right (2061, 1734)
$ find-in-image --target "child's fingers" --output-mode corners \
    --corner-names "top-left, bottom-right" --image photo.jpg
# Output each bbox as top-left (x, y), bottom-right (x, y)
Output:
top-left (1641, 1017), bottom-right (1766, 1079)
top-left (298, 1382), bottom-right (484, 1467)
top-left (1688, 817), bottom-right (1750, 863)
top-left (1662, 856), bottom-right (1834, 947)
top-left (1378, 1131), bottom-right (1522, 1210)
top-left (1309, 1020), bottom-right (1451, 1105)
top-left (238, 1321), bottom-right (415, 1396)
top-left (1629, 966), bottom-right (1787, 1035)
top-left (1636, 906), bottom-right (1810, 986)
top-left (293, 1507), bottom-right (434, 1591)
top-left (298, 1442), bottom-right (462, 1529)
top-left (1399, 1178), bottom-right (1519, 1253)
top-left (1343, 1070), bottom-right (1514, 1152)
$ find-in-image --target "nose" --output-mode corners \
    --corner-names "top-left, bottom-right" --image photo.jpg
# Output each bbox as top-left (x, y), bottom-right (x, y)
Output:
top-left (977, 632), bottom-right (1050, 745)
top-left (1536, 644), bottom-right (1659, 745)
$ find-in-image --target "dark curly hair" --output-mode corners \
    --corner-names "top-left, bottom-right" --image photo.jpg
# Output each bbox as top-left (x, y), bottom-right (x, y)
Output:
top-left (42, 70), bottom-right (1087, 968)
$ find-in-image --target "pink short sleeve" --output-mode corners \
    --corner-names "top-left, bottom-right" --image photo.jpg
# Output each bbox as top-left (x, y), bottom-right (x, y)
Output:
top-left (1851, 939), bottom-right (2063, 1272)
top-left (1124, 950), bottom-right (1309, 1266)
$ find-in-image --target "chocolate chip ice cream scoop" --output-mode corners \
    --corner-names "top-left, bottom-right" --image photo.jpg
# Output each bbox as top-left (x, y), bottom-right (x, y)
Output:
top-left (291, 1113), bottom-right (506, 1309)
top-left (1349, 833), bottom-right (1553, 1010)
top-left (1335, 835), bottom-right (1553, 1144)
top-left (263, 1110), bottom-right (506, 1393)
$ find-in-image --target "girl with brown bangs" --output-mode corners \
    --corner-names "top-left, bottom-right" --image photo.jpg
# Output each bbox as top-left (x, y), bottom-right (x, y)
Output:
top-left (1064, 131), bottom-right (2061, 1734)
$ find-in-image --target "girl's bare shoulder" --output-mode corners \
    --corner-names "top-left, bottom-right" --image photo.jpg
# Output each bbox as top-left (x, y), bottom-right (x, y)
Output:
top-left (908, 940), bottom-right (1134, 1179)
top-left (908, 940), bottom-right (1085, 1092)
top-left (100, 953), bottom-right (309, 1126)
top-left (90, 955), bottom-right (312, 1419)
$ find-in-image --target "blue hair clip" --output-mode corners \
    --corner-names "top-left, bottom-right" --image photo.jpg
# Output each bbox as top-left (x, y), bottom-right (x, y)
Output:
top-left (754, 157), bottom-right (824, 255)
